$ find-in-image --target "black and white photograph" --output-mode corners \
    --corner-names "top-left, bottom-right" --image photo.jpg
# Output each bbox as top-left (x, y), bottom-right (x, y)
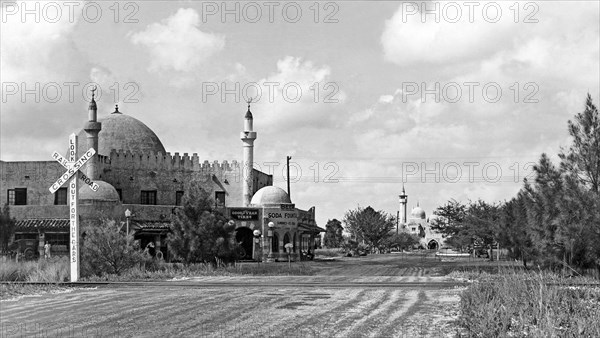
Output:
top-left (1, 1), bottom-right (599, 337)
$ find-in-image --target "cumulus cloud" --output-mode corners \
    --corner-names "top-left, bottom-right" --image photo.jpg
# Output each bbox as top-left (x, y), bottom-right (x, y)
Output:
top-left (0, 1), bottom-right (92, 160)
top-left (0, 1), bottom-right (81, 83)
top-left (130, 8), bottom-right (225, 72)
top-left (381, 1), bottom-right (515, 66)
top-left (251, 56), bottom-right (346, 130)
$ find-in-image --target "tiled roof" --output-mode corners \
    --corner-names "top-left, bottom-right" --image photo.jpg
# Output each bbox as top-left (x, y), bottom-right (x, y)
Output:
top-left (15, 219), bottom-right (69, 230)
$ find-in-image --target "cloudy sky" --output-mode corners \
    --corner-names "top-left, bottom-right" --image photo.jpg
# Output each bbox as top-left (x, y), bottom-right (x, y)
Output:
top-left (1, 1), bottom-right (599, 226)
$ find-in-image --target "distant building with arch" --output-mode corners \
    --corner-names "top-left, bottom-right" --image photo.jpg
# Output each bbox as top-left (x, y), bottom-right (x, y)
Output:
top-left (398, 187), bottom-right (446, 250)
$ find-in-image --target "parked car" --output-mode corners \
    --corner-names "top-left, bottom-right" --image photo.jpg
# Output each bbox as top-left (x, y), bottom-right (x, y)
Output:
top-left (8, 239), bottom-right (39, 260)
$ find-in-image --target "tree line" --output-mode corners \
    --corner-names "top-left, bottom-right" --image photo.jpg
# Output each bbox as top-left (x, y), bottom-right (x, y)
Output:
top-left (323, 207), bottom-right (419, 254)
top-left (431, 94), bottom-right (600, 275)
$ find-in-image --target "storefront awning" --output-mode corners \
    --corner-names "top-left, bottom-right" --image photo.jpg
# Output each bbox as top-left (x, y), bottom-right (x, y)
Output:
top-left (298, 223), bottom-right (325, 234)
top-left (131, 220), bottom-right (171, 234)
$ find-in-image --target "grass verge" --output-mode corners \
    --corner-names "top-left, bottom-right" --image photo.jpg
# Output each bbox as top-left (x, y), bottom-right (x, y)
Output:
top-left (0, 257), bottom-right (70, 282)
top-left (458, 269), bottom-right (600, 337)
top-left (82, 261), bottom-right (314, 281)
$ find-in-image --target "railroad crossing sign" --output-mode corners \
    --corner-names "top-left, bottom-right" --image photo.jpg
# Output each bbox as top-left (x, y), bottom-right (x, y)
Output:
top-left (48, 133), bottom-right (98, 282)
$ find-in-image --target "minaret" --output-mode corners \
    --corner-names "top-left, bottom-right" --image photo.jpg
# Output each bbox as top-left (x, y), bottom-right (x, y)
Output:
top-left (240, 100), bottom-right (257, 206)
top-left (83, 87), bottom-right (101, 180)
top-left (399, 185), bottom-right (408, 225)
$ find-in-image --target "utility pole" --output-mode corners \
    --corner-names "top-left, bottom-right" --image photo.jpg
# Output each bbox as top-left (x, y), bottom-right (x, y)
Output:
top-left (286, 156), bottom-right (291, 199)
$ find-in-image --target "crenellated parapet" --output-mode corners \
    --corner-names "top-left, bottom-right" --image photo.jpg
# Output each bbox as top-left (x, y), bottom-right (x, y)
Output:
top-left (105, 149), bottom-right (241, 174)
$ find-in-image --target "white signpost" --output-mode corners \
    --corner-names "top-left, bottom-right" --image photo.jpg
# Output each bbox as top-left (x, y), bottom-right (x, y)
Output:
top-left (48, 133), bottom-right (98, 282)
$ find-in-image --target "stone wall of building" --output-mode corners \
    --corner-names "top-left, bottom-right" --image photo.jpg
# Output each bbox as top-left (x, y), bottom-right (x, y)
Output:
top-left (1, 161), bottom-right (65, 206)
top-left (97, 150), bottom-right (272, 207)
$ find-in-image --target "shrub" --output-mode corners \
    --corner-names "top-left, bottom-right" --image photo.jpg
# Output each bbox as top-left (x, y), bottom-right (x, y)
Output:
top-left (314, 248), bottom-right (343, 257)
top-left (81, 219), bottom-right (145, 277)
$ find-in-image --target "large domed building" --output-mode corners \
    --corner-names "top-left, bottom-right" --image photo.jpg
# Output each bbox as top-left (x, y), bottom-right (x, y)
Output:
top-left (76, 106), bottom-right (166, 157)
top-left (1, 95), bottom-right (322, 262)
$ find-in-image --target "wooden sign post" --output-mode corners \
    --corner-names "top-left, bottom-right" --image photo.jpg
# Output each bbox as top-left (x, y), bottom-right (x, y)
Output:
top-left (48, 133), bottom-right (98, 282)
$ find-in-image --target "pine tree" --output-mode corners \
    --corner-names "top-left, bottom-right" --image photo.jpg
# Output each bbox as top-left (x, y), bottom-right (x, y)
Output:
top-left (522, 153), bottom-right (564, 268)
top-left (166, 181), bottom-right (238, 265)
top-left (499, 192), bottom-right (536, 267)
top-left (559, 93), bottom-right (600, 194)
top-left (558, 94), bottom-right (600, 275)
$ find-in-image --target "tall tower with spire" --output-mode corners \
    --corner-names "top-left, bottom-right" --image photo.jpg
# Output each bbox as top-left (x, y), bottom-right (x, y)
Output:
top-left (399, 185), bottom-right (408, 226)
top-left (83, 87), bottom-right (101, 180)
top-left (240, 100), bottom-right (257, 206)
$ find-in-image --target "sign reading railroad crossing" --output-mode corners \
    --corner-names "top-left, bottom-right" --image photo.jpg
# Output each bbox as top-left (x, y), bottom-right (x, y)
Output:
top-left (48, 133), bottom-right (98, 282)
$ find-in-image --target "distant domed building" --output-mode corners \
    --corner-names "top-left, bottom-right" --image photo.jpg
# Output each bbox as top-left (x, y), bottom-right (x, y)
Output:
top-left (410, 206), bottom-right (426, 219)
top-left (2, 96), bottom-right (323, 261)
top-left (398, 188), bottom-right (446, 250)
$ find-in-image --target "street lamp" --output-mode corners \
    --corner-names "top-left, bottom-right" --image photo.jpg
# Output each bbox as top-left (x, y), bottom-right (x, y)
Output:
top-left (267, 222), bottom-right (275, 262)
top-left (253, 229), bottom-right (261, 263)
top-left (125, 209), bottom-right (132, 236)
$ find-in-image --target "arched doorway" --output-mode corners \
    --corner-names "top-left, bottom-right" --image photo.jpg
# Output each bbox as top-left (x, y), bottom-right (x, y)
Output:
top-left (272, 233), bottom-right (279, 253)
top-left (235, 227), bottom-right (254, 260)
top-left (428, 240), bottom-right (439, 250)
top-left (283, 233), bottom-right (291, 252)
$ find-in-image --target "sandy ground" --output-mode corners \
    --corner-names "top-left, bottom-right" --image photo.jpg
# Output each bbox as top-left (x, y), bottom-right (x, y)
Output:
top-left (1, 254), bottom-right (467, 337)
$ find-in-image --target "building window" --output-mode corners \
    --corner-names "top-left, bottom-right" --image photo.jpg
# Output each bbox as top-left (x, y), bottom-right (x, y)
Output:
top-left (54, 188), bottom-right (67, 205)
top-left (7, 188), bottom-right (27, 205)
top-left (116, 189), bottom-right (123, 201)
top-left (140, 190), bottom-right (157, 205)
top-left (46, 233), bottom-right (69, 245)
top-left (175, 191), bottom-right (184, 206)
top-left (215, 191), bottom-right (225, 208)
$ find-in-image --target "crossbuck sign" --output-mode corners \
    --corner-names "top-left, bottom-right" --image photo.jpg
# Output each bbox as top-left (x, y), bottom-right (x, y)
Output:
top-left (48, 133), bottom-right (99, 282)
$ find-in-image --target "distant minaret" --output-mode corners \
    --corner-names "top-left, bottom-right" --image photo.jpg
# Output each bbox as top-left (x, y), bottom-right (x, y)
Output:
top-left (240, 100), bottom-right (257, 206)
top-left (399, 185), bottom-right (408, 225)
top-left (83, 87), bottom-right (101, 180)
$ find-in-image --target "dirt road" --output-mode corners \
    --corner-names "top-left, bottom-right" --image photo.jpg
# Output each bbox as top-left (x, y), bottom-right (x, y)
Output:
top-left (1, 254), bottom-right (466, 337)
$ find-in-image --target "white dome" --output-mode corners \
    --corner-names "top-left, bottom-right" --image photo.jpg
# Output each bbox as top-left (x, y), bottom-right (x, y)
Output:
top-left (411, 206), bottom-right (426, 219)
top-left (250, 186), bottom-right (291, 206)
